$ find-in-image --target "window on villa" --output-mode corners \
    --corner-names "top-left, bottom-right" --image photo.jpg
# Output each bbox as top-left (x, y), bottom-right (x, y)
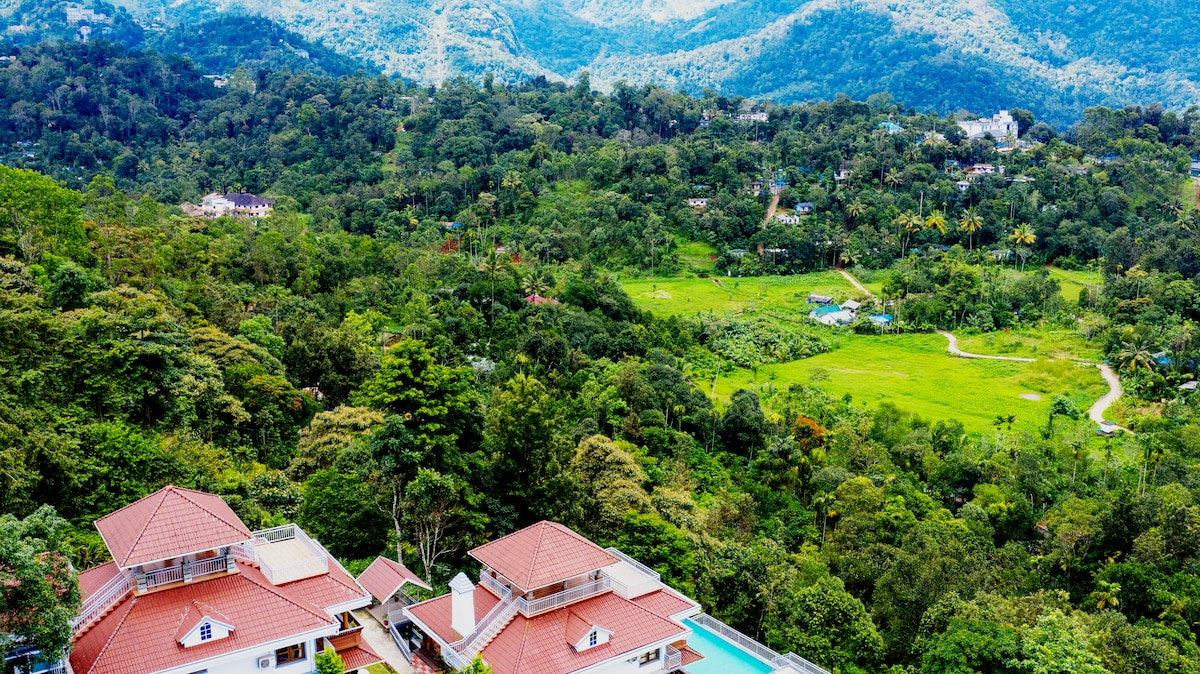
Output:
top-left (275, 643), bottom-right (306, 666)
top-left (589, 631), bottom-right (598, 647)
top-left (199, 623), bottom-right (212, 641)
top-left (638, 648), bottom-right (661, 665)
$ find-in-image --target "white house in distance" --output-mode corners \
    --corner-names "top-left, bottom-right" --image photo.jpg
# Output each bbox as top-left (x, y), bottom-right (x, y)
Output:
top-left (958, 111), bottom-right (1019, 140)
top-left (389, 520), bottom-right (827, 674)
top-left (69, 486), bottom-right (382, 674)
top-left (199, 193), bottom-right (274, 218)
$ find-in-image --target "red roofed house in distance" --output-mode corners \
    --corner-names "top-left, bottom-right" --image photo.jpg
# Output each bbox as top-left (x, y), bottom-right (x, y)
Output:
top-left (370, 520), bottom-right (830, 674)
top-left (68, 485), bottom-right (383, 674)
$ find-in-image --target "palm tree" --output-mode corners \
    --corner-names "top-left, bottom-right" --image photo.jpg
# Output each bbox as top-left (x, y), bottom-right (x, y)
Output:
top-left (846, 200), bottom-right (868, 221)
top-left (884, 168), bottom-right (904, 189)
top-left (897, 211), bottom-right (922, 252)
top-left (1114, 334), bottom-right (1156, 373)
top-left (958, 208), bottom-right (984, 250)
top-left (522, 274), bottom-right (550, 297)
top-left (924, 210), bottom-right (947, 236)
top-left (993, 414), bottom-right (1017, 431)
top-left (1009, 224), bottom-right (1036, 270)
top-left (1092, 580), bottom-right (1121, 610)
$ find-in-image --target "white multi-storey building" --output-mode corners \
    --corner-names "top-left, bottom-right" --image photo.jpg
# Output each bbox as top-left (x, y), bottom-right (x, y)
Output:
top-left (70, 486), bottom-right (381, 674)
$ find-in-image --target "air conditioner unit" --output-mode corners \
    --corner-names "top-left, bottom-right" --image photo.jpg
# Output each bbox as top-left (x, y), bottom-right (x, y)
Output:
top-left (258, 655), bottom-right (274, 668)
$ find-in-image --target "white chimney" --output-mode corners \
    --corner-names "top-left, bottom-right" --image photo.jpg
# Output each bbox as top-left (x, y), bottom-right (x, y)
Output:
top-left (450, 572), bottom-right (476, 638)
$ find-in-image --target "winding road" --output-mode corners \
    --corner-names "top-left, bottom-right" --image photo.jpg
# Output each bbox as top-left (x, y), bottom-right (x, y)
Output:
top-left (1088, 363), bottom-right (1130, 431)
top-left (835, 268), bottom-right (1127, 427)
top-left (936, 330), bottom-right (1035, 363)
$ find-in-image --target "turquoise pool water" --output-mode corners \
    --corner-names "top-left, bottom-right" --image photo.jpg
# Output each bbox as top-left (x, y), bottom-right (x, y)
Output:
top-left (683, 618), bottom-right (774, 674)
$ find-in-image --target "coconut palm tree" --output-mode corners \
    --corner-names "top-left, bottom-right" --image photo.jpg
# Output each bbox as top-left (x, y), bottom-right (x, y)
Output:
top-left (884, 168), bottom-right (904, 189)
top-left (958, 208), bottom-right (983, 250)
top-left (1115, 334), bottom-right (1156, 373)
top-left (1009, 224), bottom-right (1036, 270)
top-left (846, 200), bottom-right (868, 221)
top-left (897, 211), bottom-right (922, 252)
top-left (924, 210), bottom-right (947, 235)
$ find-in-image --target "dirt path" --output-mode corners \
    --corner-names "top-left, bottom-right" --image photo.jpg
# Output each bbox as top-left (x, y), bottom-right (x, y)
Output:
top-left (937, 330), bottom-right (1036, 362)
top-left (837, 268), bottom-right (873, 297)
top-left (761, 192), bottom-right (780, 229)
top-left (1089, 363), bottom-right (1131, 432)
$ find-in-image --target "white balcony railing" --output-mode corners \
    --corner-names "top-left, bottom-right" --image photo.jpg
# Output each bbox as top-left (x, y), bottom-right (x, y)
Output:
top-left (478, 571), bottom-right (510, 599)
top-left (664, 645), bottom-right (682, 671)
top-left (249, 523), bottom-right (329, 584)
top-left (519, 577), bottom-right (610, 616)
top-left (605, 547), bottom-right (661, 581)
top-left (188, 556), bottom-right (229, 578)
top-left (72, 570), bottom-right (135, 631)
top-left (142, 564), bottom-right (184, 589)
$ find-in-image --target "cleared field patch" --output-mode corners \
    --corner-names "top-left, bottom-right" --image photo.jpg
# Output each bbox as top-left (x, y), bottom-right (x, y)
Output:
top-left (713, 333), bottom-right (1107, 434)
top-left (620, 271), bottom-right (857, 317)
top-left (953, 326), bottom-right (1103, 362)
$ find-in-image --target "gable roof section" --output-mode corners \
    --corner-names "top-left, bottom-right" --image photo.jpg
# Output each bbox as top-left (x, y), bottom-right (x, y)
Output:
top-left (469, 521), bottom-right (618, 591)
top-left (95, 486), bottom-right (253, 567)
top-left (480, 591), bottom-right (687, 674)
top-left (70, 563), bottom-right (333, 674)
top-left (173, 600), bottom-right (234, 642)
top-left (358, 556), bottom-right (432, 603)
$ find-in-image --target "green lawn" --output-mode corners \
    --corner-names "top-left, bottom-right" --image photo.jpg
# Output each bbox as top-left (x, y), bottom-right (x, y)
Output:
top-left (713, 333), bottom-right (1108, 434)
top-left (1045, 266), bottom-right (1101, 302)
top-left (620, 271), bottom-right (858, 317)
top-left (677, 240), bottom-right (718, 273)
top-left (953, 326), bottom-right (1103, 362)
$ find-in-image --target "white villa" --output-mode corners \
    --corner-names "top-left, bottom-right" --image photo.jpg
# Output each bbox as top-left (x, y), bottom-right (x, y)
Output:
top-left (69, 486), bottom-right (381, 674)
top-left (959, 111), bottom-right (1019, 140)
top-left (375, 520), bottom-right (828, 674)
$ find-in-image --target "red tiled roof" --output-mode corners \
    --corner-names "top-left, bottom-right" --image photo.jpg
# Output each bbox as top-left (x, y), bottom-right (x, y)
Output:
top-left (95, 486), bottom-right (253, 567)
top-left (173, 600), bottom-right (233, 641)
top-left (563, 611), bottom-right (594, 647)
top-left (70, 563), bottom-right (333, 674)
top-left (358, 556), bottom-right (432, 603)
top-left (78, 562), bottom-right (121, 602)
top-left (679, 644), bottom-right (705, 666)
top-left (469, 522), bottom-right (618, 591)
top-left (631, 589), bottom-right (699, 619)
top-left (480, 592), bottom-right (687, 674)
top-left (407, 585), bottom-right (502, 643)
top-left (338, 643), bottom-right (384, 670)
top-left (282, 556), bottom-right (370, 611)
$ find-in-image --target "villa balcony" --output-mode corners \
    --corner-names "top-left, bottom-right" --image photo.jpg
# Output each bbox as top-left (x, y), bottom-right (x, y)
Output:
top-left (234, 523), bottom-right (329, 585)
top-left (137, 555), bottom-right (234, 592)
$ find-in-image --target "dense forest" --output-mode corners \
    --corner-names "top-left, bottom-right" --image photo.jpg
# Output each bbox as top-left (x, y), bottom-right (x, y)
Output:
top-left (4, 38), bottom-right (1200, 674)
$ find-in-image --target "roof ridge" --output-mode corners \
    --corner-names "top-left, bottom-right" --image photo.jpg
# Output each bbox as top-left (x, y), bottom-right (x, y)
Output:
top-left (82, 596), bottom-right (138, 674)
top-left (172, 488), bottom-right (251, 536)
top-left (525, 523), bottom-right (550, 587)
top-left (237, 563), bottom-right (334, 625)
top-left (115, 489), bottom-right (172, 566)
top-left (94, 485), bottom-right (172, 525)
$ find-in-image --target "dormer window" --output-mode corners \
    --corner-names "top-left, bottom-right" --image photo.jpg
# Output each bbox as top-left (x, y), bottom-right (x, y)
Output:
top-left (567, 611), bottom-right (612, 652)
top-left (176, 601), bottom-right (234, 647)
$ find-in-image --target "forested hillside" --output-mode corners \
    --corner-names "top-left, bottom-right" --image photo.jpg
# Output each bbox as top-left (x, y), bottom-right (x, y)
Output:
top-left (5, 38), bottom-right (1200, 674)
top-left (96, 0), bottom-right (1200, 124)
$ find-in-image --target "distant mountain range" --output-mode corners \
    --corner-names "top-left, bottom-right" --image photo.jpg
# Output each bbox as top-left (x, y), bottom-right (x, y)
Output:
top-left (8, 0), bottom-right (1200, 123)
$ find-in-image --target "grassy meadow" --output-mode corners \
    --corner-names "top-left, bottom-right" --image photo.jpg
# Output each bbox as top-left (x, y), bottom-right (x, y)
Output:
top-left (711, 333), bottom-right (1108, 434)
top-left (619, 271), bottom-right (860, 318)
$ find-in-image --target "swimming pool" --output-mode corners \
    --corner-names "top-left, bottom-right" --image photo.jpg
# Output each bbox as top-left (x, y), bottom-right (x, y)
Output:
top-left (683, 618), bottom-right (774, 674)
